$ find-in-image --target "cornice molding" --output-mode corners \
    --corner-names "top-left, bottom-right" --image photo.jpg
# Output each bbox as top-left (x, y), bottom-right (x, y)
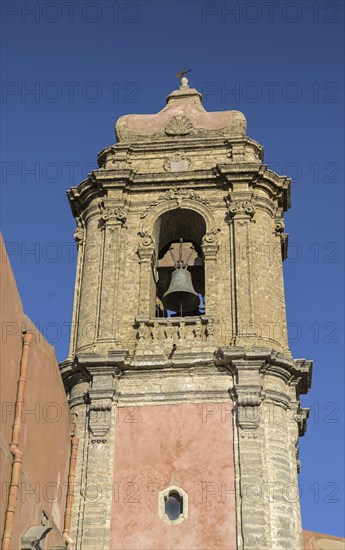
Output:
top-left (68, 161), bottom-right (290, 221)
top-left (214, 347), bottom-right (312, 397)
top-left (97, 136), bottom-right (263, 167)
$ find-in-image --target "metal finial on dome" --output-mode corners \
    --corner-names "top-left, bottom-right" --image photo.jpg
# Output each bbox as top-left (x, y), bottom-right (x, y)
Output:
top-left (176, 69), bottom-right (191, 88)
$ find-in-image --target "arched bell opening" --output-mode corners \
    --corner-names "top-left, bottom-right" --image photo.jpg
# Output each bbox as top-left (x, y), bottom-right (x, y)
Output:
top-left (154, 208), bottom-right (206, 317)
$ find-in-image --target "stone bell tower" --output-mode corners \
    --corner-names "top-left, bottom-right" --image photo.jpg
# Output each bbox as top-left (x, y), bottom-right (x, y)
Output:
top-left (60, 76), bottom-right (312, 550)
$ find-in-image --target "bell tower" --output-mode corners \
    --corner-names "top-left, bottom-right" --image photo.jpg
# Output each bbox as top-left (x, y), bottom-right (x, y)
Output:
top-left (60, 77), bottom-right (312, 550)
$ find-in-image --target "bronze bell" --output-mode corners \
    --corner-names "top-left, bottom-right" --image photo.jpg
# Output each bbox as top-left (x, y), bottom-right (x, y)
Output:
top-left (162, 265), bottom-right (200, 314)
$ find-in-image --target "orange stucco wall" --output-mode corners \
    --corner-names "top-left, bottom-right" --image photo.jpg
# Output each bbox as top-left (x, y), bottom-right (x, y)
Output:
top-left (0, 235), bottom-right (71, 548)
top-left (110, 401), bottom-right (236, 550)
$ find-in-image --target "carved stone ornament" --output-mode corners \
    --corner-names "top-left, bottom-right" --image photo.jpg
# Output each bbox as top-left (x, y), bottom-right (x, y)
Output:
top-left (163, 153), bottom-right (191, 172)
top-left (228, 200), bottom-right (256, 218)
top-left (74, 217), bottom-right (85, 244)
top-left (138, 229), bottom-right (153, 247)
top-left (295, 406), bottom-right (310, 436)
top-left (98, 201), bottom-right (127, 227)
top-left (275, 219), bottom-right (285, 233)
top-left (231, 385), bottom-right (263, 433)
top-left (202, 228), bottom-right (220, 244)
top-left (164, 115), bottom-right (193, 136)
top-left (140, 188), bottom-right (209, 219)
top-left (234, 385), bottom-right (262, 407)
top-left (89, 399), bottom-right (112, 442)
top-left (114, 206), bottom-right (127, 223)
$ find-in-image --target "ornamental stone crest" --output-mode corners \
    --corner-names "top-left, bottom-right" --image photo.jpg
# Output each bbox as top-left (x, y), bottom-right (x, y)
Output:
top-left (140, 188), bottom-right (210, 219)
top-left (164, 115), bottom-right (193, 136)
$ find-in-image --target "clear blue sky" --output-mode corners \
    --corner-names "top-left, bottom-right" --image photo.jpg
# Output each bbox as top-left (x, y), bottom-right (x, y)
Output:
top-left (1, 0), bottom-right (344, 538)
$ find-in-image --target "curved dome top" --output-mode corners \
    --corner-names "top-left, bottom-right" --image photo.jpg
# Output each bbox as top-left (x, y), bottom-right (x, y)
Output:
top-left (115, 80), bottom-right (247, 142)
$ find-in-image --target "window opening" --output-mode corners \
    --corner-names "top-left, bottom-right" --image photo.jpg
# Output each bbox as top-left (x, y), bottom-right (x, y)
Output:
top-left (164, 491), bottom-right (183, 521)
top-left (155, 209), bottom-right (206, 317)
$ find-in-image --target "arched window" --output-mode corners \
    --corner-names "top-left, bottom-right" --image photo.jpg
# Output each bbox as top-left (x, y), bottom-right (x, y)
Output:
top-left (158, 486), bottom-right (188, 524)
top-left (154, 208), bottom-right (206, 317)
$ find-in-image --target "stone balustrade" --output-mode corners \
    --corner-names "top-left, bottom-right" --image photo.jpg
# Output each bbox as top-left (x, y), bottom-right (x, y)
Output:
top-left (134, 316), bottom-right (216, 354)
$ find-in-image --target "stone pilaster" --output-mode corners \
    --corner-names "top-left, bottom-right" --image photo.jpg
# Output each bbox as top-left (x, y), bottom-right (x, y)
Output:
top-left (75, 206), bottom-right (103, 353)
top-left (60, 353), bottom-right (127, 550)
top-left (137, 235), bottom-right (155, 317)
top-left (68, 216), bottom-right (85, 358)
top-left (202, 228), bottom-right (219, 315)
top-left (215, 347), bottom-right (312, 550)
top-left (230, 363), bottom-right (269, 549)
top-left (226, 196), bottom-right (256, 345)
top-left (97, 202), bottom-right (127, 341)
top-left (58, 362), bottom-right (90, 547)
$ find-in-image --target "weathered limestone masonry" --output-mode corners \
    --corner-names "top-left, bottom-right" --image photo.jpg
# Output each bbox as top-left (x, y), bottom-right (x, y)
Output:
top-left (60, 78), bottom-right (312, 549)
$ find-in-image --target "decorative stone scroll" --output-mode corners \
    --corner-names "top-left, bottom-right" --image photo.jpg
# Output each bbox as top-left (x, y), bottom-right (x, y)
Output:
top-left (74, 217), bottom-right (85, 244)
top-left (202, 227), bottom-right (220, 244)
top-left (274, 218), bottom-right (289, 260)
top-left (231, 384), bottom-right (263, 435)
top-left (140, 188), bottom-right (210, 219)
top-left (227, 200), bottom-right (256, 219)
top-left (98, 201), bottom-right (127, 229)
top-left (274, 218), bottom-right (285, 234)
top-left (138, 229), bottom-right (154, 247)
top-left (202, 228), bottom-right (220, 260)
top-left (296, 406), bottom-right (310, 436)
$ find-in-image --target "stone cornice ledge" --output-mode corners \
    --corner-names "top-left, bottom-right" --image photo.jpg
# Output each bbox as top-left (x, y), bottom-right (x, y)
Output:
top-left (76, 351), bottom-right (128, 373)
top-left (216, 163), bottom-right (291, 210)
top-left (214, 347), bottom-right (312, 396)
top-left (129, 351), bottom-right (215, 371)
top-left (67, 170), bottom-right (133, 218)
top-left (59, 351), bottom-right (128, 390)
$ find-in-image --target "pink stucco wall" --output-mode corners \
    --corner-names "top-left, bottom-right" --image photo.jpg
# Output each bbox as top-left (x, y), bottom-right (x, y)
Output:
top-left (0, 235), bottom-right (71, 548)
top-left (110, 402), bottom-right (236, 550)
